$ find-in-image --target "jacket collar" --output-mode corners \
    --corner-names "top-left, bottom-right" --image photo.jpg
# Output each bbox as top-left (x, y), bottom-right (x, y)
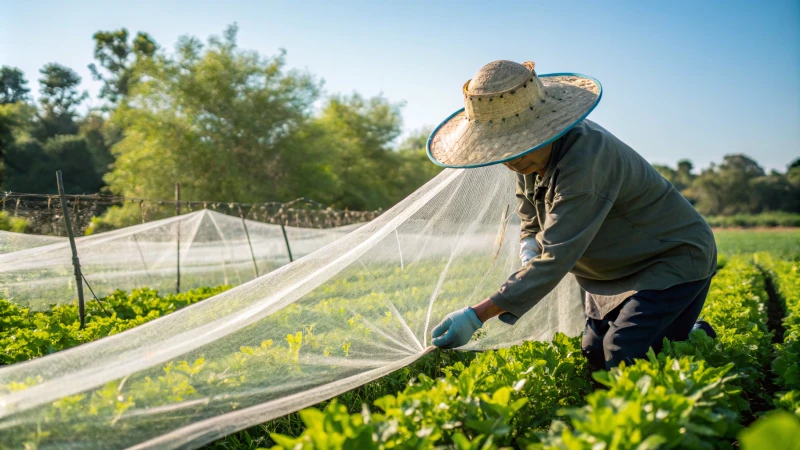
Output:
top-left (520, 129), bottom-right (572, 196)
top-left (536, 134), bottom-right (567, 189)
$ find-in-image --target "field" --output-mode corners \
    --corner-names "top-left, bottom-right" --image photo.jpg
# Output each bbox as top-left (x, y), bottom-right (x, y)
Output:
top-left (704, 212), bottom-right (800, 229)
top-left (1, 230), bottom-right (799, 449)
top-left (714, 228), bottom-right (800, 260)
top-left (3, 4), bottom-right (798, 449)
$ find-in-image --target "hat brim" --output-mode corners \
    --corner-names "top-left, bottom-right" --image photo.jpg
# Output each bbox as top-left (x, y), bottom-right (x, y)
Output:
top-left (427, 73), bottom-right (602, 169)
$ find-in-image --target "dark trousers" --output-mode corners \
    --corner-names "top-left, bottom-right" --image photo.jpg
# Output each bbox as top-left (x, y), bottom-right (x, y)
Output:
top-left (581, 276), bottom-right (713, 371)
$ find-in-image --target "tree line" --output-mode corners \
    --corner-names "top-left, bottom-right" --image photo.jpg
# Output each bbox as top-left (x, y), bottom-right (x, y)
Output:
top-left (654, 156), bottom-right (799, 216)
top-left (1, 24), bottom-right (798, 226)
top-left (0, 25), bottom-right (440, 224)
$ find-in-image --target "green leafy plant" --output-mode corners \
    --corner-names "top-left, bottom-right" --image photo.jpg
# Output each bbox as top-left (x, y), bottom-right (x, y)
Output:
top-left (0, 286), bottom-right (228, 365)
top-left (3, 248), bottom-right (798, 449)
top-left (269, 333), bottom-right (591, 449)
top-left (0, 211), bottom-right (30, 233)
top-left (533, 256), bottom-right (773, 449)
top-left (533, 350), bottom-right (743, 449)
top-left (739, 410), bottom-right (800, 450)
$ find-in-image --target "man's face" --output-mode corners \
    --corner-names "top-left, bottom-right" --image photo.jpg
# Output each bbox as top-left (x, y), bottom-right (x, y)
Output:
top-left (502, 145), bottom-right (552, 175)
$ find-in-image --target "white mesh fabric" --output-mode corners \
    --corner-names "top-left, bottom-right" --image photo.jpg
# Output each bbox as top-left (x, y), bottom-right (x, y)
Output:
top-left (0, 231), bottom-right (64, 254)
top-left (0, 211), bottom-right (360, 310)
top-left (0, 166), bottom-right (583, 449)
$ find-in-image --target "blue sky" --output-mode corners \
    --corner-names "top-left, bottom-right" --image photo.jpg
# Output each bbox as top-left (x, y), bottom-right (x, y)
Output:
top-left (2, 0), bottom-right (798, 171)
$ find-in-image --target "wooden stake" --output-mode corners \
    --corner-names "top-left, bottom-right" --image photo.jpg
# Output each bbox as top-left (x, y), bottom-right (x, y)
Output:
top-left (56, 171), bottom-right (86, 329)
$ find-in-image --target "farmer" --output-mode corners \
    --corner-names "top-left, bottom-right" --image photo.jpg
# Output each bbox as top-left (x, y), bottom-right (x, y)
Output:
top-left (428, 60), bottom-right (717, 370)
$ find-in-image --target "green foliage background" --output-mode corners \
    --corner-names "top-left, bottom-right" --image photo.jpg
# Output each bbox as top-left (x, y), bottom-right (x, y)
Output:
top-left (655, 156), bottom-right (800, 216)
top-left (0, 24), bottom-right (442, 214)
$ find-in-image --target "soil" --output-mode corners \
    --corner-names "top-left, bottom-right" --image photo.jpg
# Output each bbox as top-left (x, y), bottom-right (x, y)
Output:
top-left (740, 267), bottom-right (787, 425)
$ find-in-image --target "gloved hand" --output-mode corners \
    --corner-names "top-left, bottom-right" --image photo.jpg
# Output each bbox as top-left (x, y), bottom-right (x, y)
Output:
top-left (520, 236), bottom-right (540, 265)
top-left (431, 307), bottom-right (482, 349)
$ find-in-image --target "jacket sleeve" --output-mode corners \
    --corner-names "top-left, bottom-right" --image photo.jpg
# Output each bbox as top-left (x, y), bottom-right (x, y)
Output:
top-left (489, 190), bottom-right (613, 319)
top-left (516, 174), bottom-right (540, 241)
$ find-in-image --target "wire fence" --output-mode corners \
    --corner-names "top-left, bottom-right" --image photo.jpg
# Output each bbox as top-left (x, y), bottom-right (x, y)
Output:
top-left (1, 191), bottom-right (383, 237)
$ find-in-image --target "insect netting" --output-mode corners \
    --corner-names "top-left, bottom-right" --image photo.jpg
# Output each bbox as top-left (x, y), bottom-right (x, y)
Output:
top-left (0, 166), bottom-right (584, 449)
top-left (0, 231), bottom-right (65, 254)
top-left (0, 210), bottom-right (361, 310)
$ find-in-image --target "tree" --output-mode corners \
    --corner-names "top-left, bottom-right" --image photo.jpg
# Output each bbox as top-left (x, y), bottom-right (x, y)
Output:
top-left (0, 105), bottom-right (14, 187)
top-left (5, 137), bottom-right (102, 194)
top-left (43, 135), bottom-right (104, 193)
top-left (673, 159), bottom-right (696, 192)
top-left (677, 159), bottom-right (693, 174)
top-left (393, 127), bottom-right (443, 201)
top-left (309, 93), bottom-right (406, 210)
top-left (692, 154), bottom-right (767, 215)
top-left (0, 67), bottom-right (30, 104)
top-left (788, 158), bottom-right (800, 188)
top-left (653, 159), bottom-right (695, 193)
top-left (2, 102), bottom-right (103, 194)
top-left (106, 24), bottom-right (322, 204)
top-left (308, 102), bottom-right (442, 210)
top-left (1, 102), bottom-right (39, 191)
top-left (750, 171), bottom-right (799, 213)
top-left (88, 29), bottom-right (157, 104)
top-left (3, 136), bottom-right (52, 194)
top-left (653, 164), bottom-right (677, 183)
top-left (79, 113), bottom-right (118, 176)
top-left (36, 63), bottom-right (88, 139)
top-left (720, 154), bottom-right (765, 177)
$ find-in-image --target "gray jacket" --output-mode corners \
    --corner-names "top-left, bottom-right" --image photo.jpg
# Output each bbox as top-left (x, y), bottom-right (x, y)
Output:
top-left (489, 120), bottom-right (717, 320)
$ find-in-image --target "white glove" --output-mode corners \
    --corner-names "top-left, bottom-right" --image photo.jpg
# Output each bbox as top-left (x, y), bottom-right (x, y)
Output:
top-left (520, 236), bottom-right (540, 265)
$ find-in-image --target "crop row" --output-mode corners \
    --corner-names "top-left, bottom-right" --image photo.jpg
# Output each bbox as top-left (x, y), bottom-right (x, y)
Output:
top-left (270, 256), bottom-right (776, 449)
top-left (207, 349), bottom-right (478, 449)
top-left (0, 257), bottom-right (517, 448)
top-left (0, 289), bottom-right (476, 450)
top-left (0, 254), bottom-right (791, 449)
top-left (535, 256), bottom-right (772, 449)
top-left (755, 253), bottom-right (800, 414)
top-left (730, 252), bottom-right (800, 450)
top-left (0, 286), bottom-right (229, 365)
top-left (667, 257), bottom-right (772, 398)
top-left (269, 333), bottom-right (592, 449)
top-left (0, 256), bottom-right (484, 368)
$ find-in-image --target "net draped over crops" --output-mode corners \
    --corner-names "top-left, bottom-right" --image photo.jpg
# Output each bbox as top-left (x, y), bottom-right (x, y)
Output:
top-left (0, 210), bottom-right (361, 310)
top-left (0, 231), bottom-right (65, 254)
top-left (0, 166), bottom-right (584, 449)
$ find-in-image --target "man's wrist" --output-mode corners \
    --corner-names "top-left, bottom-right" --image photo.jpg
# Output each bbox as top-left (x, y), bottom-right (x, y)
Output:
top-left (471, 298), bottom-right (505, 323)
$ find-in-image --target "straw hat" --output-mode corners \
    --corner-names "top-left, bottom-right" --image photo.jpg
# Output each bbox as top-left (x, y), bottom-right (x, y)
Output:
top-left (427, 60), bottom-right (602, 168)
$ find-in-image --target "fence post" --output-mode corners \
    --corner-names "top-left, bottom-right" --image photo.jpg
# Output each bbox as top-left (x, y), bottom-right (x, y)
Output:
top-left (175, 182), bottom-right (181, 294)
top-left (56, 171), bottom-right (86, 329)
